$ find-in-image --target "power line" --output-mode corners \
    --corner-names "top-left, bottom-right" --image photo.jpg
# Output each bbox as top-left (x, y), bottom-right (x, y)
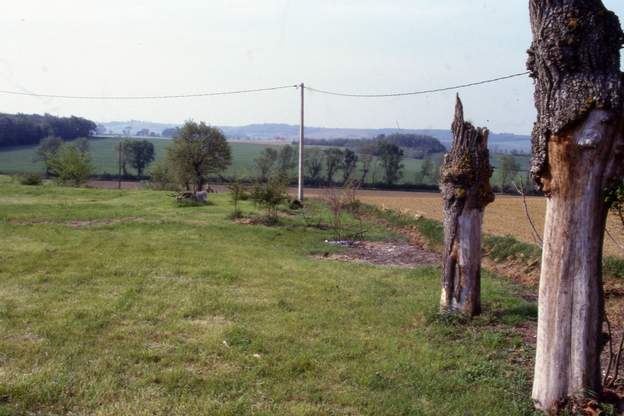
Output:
top-left (0, 84), bottom-right (299, 100)
top-left (0, 71), bottom-right (530, 101)
top-left (304, 72), bottom-right (530, 98)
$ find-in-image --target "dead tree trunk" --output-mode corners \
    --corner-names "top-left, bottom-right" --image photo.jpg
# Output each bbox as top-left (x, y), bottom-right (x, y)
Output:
top-left (528, 0), bottom-right (624, 410)
top-left (439, 96), bottom-right (495, 317)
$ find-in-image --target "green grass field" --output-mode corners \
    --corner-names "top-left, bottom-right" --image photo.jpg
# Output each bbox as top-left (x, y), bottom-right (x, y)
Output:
top-left (0, 177), bottom-right (538, 415)
top-left (0, 138), bottom-right (529, 187)
top-left (0, 138), bottom-right (283, 179)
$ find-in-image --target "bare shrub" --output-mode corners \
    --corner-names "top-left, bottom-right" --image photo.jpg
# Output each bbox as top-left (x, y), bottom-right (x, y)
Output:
top-left (226, 179), bottom-right (248, 219)
top-left (322, 181), bottom-right (366, 241)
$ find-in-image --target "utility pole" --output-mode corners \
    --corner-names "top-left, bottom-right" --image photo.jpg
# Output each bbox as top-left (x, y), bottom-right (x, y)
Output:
top-left (297, 82), bottom-right (304, 202)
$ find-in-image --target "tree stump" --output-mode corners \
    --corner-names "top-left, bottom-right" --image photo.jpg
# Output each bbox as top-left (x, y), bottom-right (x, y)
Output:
top-left (439, 96), bottom-right (495, 317)
top-left (527, 0), bottom-right (624, 410)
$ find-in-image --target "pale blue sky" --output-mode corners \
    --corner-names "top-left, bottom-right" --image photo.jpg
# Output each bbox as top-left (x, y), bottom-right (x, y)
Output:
top-left (0, 0), bottom-right (622, 134)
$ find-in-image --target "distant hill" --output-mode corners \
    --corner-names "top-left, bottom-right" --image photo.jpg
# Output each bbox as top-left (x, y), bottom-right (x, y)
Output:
top-left (99, 121), bottom-right (531, 153)
top-left (97, 120), bottom-right (178, 136)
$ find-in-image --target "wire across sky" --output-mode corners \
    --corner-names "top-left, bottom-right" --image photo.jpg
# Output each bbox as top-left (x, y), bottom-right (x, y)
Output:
top-left (304, 72), bottom-right (530, 98)
top-left (0, 72), bottom-right (530, 101)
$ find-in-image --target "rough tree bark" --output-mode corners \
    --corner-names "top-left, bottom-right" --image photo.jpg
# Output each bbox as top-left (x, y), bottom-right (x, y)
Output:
top-left (439, 96), bottom-right (495, 317)
top-left (528, 0), bottom-right (624, 410)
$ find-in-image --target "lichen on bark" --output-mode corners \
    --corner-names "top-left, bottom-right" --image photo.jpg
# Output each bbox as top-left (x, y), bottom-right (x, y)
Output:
top-left (527, 0), bottom-right (624, 189)
top-left (440, 96), bottom-right (495, 213)
top-left (439, 96), bottom-right (494, 316)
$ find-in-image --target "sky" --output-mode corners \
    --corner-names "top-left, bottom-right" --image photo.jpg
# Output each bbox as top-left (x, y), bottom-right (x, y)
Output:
top-left (0, 0), bottom-right (623, 135)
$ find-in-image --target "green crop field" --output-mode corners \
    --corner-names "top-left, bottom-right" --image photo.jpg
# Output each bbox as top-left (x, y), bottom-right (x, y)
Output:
top-left (0, 137), bottom-right (529, 187)
top-left (0, 177), bottom-right (536, 415)
top-left (0, 138), bottom-right (285, 179)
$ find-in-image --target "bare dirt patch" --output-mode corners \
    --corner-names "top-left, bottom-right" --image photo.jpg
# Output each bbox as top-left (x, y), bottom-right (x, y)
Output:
top-left (321, 240), bottom-right (440, 268)
top-left (67, 217), bottom-right (144, 228)
top-left (9, 216), bottom-right (144, 228)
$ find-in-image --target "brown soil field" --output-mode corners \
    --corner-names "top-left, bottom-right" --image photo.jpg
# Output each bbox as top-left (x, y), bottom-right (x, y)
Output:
top-left (304, 188), bottom-right (624, 258)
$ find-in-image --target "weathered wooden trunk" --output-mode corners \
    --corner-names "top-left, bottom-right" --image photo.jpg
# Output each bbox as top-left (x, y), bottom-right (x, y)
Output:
top-left (439, 96), bottom-right (494, 317)
top-left (528, 0), bottom-right (624, 410)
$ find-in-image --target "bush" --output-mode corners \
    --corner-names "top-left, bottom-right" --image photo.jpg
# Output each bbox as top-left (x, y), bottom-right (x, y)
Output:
top-left (250, 176), bottom-right (288, 222)
top-left (146, 160), bottom-right (177, 191)
top-left (322, 181), bottom-right (363, 240)
top-left (48, 144), bottom-right (92, 186)
top-left (18, 172), bottom-right (42, 185)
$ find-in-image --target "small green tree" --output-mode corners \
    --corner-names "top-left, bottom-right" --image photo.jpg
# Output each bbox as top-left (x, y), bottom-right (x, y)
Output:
top-left (250, 176), bottom-right (288, 223)
top-left (34, 136), bottom-right (63, 175)
top-left (227, 178), bottom-right (248, 219)
top-left (499, 155), bottom-right (521, 192)
top-left (254, 148), bottom-right (278, 182)
top-left (342, 148), bottom-right (358, 184)
top-left (421, 155), bottom-right (434, 182)
top-left (324, 148), bottom-right (344, 185)
top-left (378, 142), bottom-right (404, 186)
top-left (166, 121), bottom-right (232, 192)
top-left (359, 153), bottom-right (373, 184)
top-left (304, 148), bottom-right (324, 185)
top-left (276, 145), bottom-right (296, 179)
top-left (48, 143), bottom-right (93, 186)
top-left (126, 140), bottom-right (155, 177)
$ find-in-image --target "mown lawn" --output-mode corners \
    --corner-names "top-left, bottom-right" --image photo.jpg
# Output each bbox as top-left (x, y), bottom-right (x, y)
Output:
top-left (0, 177), bottom-right (537, 415)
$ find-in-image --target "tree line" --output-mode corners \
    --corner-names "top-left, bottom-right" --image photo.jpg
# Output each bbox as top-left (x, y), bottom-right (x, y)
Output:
top-left (303, 133), bottom-right (446, 159)
top-left (254, 140), bottom-right (406, 187)
top-left (0, 113), bottom-right (97, 148)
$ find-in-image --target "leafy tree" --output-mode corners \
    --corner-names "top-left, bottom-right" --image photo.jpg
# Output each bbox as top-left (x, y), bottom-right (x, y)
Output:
top-left (126, 140), bottom-right (155, 177)
top-left (304, 134), bottom-right (445, 156)
top-left (304, 148), bottom-right (324, 185)
top-left (377, 142), bottom-right (404, 185)
top-left (342, 149), bottom-right (358, 183)
top-left (499, 155), bottom-right (521, 192)
top-left (166, 121), bottom-right (231, 192)
top-left (324, 148), bottom-right (344, 185)
top-left (0, 113), bottom-right (96, 148)
top-left (359, 153), bottom-right (373, 184)
top-left (34, 136), bottom-right (63, 175)
top-left (116, 140), bottom-right (133, 176)
top-left (421, 156), bottom-right (434, 181)
top-left (254, 148), bottom-right (278, 182)
top-left (276, 145), bottom-right (296, 179)
top-left (48, 143), bottom-right (93, 186)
